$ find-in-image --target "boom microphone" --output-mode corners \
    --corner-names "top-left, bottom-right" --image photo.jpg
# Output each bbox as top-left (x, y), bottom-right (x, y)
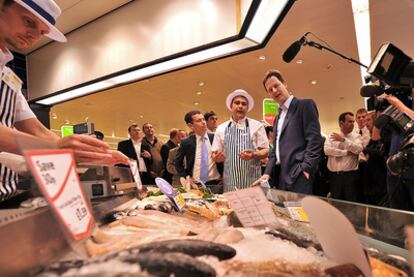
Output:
top-left (282, 32), bottom-right (310, 63)
top-left (359, 85), bottom-right (400, 97)
top-left (360, 85), bottom-right (384, 97)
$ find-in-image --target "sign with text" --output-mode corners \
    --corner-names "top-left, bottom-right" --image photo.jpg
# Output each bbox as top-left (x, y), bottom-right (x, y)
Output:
top-left (263, 98), bottom-right (279, 126)
top-left (155, 177), bottom-right (186, 211)
top-left (224, 187), bottom-right (278, 227)
top-left (25, 149), bottom-right (94, 240)
top-left (284, 201), bottom-right (309, 222)
top-left (129, 160), bottom-right (143, 191)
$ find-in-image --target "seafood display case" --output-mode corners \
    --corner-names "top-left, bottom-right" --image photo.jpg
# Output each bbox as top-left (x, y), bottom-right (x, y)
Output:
top-left (0, 181), bottom-right (412, 276)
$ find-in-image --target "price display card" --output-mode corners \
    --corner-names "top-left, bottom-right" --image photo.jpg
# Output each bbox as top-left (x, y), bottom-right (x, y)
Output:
top-left (155, 177), bottom-right (186, 211)
top-left (25, 149), bottom-right (94, 240)
top-left (284, 201), bottom-right (310, 222)
top-left (224, 187), bottom-right (278, 227)
top-left (129, 160), bottom-right (143, 191)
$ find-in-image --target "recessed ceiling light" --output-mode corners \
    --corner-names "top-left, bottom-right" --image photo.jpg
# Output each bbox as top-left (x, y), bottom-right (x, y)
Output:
top-left (193, 101), bottom-right (200, 106)
top-left (296, 59), bottom-right (303, 64)
top-left (196, 91), bottom-right (202, 95)
top-left (199, 81), bottom-right (205, 87)
top-left (52, 113), bottom-right (57, 119)
top-left (311, 80), bottom-right (317, 85)
top-left (259, 55), bottom-right (266, 60)
top-left (139, 115), bottom-right (144, 118)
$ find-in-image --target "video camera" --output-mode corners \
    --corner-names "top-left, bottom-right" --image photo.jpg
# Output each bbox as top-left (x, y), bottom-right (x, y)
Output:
top-left (360, 43), bottom-right (414, 112)
top-left (361, 43), bottom-right (414, 175)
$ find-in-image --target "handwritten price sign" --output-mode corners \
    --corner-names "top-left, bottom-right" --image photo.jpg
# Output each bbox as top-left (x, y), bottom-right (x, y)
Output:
top-left (25, 150), bottom-right (94, 240)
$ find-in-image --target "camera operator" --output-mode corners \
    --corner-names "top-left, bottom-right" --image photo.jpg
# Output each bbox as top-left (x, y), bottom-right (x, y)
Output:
top-left (381, 93), bottom-right (414, 211)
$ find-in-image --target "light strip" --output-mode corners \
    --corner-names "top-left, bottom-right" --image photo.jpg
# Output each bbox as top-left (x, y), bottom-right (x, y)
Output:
top-left (245, 0), bottom-right (287, 44)
top-left (36, 0), bottom-right (290, 106)
top-left (351, 0), bottom-right (371, 85)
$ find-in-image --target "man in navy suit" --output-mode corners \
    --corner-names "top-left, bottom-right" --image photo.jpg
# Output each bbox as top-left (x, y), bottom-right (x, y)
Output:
top-left (175, 110), bottom-right (223, 193)
top-left (117, 124), bottom-right (153, 184)
top-left (258, 70), bottom-right (323, 194)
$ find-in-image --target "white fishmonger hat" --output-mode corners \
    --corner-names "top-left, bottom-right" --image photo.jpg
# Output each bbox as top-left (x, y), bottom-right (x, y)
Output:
top-left (14, 0), bottom-right (66, 42)
top-left (225, 89), bottom-right (254, 112)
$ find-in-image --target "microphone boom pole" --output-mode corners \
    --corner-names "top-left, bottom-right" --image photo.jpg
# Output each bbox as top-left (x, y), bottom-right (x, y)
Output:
top-left (305, 40), bottom-right (368, 68)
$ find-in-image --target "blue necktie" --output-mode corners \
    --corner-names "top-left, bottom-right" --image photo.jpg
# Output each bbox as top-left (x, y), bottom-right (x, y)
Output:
top-left (200, 136), bottom-right (209, 183)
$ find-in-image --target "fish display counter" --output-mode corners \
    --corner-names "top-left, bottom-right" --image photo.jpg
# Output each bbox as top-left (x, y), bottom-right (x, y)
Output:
top-left (0, 183), bottom-right (412, 276)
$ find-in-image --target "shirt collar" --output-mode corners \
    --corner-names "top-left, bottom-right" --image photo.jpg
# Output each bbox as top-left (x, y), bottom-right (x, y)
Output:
top-left (230, 116), bottom-right (247, 125)
top-left (0, 49), bottom-right (13, 71)
top-left (282, 95), bottom-right (294, 110)
top-left (195, 133), bottom-right (208, 141)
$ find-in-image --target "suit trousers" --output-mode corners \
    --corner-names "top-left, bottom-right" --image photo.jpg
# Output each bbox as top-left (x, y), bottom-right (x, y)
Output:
top-left (329, 170), bottom-right (359, 202)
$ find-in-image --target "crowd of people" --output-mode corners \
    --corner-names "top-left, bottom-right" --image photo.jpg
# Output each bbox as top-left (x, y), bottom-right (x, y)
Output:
top-left (1, 0), bottom-right (413, 211)
top-left (115, 69), bottom-right (414, 211)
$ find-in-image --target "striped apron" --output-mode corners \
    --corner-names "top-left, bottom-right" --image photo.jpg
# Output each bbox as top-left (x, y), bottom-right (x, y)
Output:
top-left (223, 119), bottom-right (261, 192)
top-left (0, 67), bottom-right (19, 201)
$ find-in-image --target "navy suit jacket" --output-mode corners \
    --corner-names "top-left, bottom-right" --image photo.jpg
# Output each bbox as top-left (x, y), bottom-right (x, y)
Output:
top-left (117, 139), bottom-right (152, 169)
top-left (265, 97), bottom-right (322, 193)
top-left (175, 133), bottom-right (223, 179)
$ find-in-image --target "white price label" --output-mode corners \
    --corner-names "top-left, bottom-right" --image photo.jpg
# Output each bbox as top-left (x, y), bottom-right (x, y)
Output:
top-left (224, 187), bottom-right (277, 227)
top-left (129, 160), bottom-right (143, 191)
top-left (25, 150), bottom-right (94, 240)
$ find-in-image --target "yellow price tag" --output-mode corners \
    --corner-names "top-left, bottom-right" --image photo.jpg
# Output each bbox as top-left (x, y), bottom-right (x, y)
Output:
top-left (173, 193), bottom-right (186, 210)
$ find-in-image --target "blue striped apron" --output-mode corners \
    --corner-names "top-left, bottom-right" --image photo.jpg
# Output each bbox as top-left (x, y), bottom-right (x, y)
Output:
top-left (0, 67), bottom-right (19, 201)
top-left (223, 119), bottom-right (261, 192)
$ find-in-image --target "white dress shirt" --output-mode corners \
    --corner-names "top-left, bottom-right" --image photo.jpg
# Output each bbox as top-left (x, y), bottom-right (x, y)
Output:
top-left (353, 126), bottom-right (370, 147)
top-left (212, 117), bottom-right (268, 152)
top-left (324, 131), bottom-right (364, 172)
top-left (275, 95), bottom-right (294, 164)
top-left (0, 50), bottom-right (35, 122)
top-left (132, 140), bottom-right (147, 172)
top-left (193, 133), bottom-right (220, 182)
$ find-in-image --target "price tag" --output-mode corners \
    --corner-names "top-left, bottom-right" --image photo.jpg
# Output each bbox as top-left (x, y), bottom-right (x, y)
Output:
top-left (224, 187), bottom-right (277, 227)
top-left (25, 149), bottom-right (94, 240)
top-left (155, 177), bottom-right (186, 211)
top-left (129, 160), bottom-right (143, 191)
top-left (173, 193), bottom-right (186, 210)
top-left (284, 201), bottom-right (309, 222)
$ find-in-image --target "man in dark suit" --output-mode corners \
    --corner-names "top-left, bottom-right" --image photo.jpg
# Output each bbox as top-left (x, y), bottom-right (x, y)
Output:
top-left (160, 128), bottom-right (186, 183)
top-left (175, 110), bottom-right (223, 193)
top-left (117, 124), bottom-right (153, 184)
top-left (258, 70), bottom-right (323, 194)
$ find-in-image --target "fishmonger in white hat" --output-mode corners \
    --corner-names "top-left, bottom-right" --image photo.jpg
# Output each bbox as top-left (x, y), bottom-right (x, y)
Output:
top-left (211, 89), bottom-right (269, 192)
top-left (0, 0), bottom-right (129, 201)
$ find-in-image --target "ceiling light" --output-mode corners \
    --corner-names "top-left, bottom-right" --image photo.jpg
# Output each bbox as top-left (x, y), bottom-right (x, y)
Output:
top-left (139, 115), bottom-right (144, 118)
top-left (193, 101), bottom-right (200, 106)
top-left (296, 59), bottom-right (303, 64)
top-left (64, 120), bottom-right (70, 124)
top-left (34, 1), bottom-right (292, 106)
top-left (196, 91), bottom-right (202, 95)
top-left (51, 113), bottom-right (57, 119)
top-left (245, 0), bottom-right (289, 44)
top-left (259, 55), bottom-right (266, 60)
top-left (351, 0), bottom-right (371, 85)
top-left (311, 80), bottom-right (317, 85)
